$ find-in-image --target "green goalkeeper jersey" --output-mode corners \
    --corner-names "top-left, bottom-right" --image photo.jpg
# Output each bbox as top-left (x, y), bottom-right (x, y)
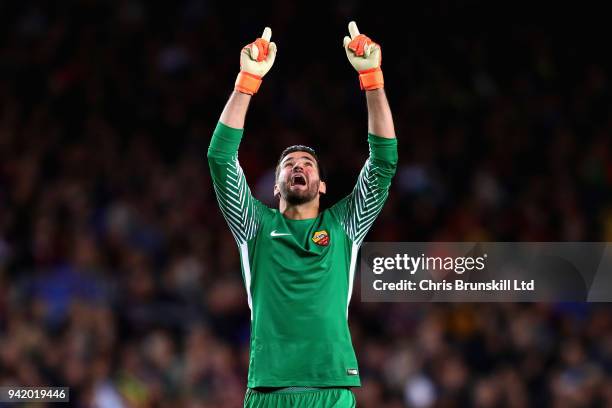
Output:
top-left (208, 122), bottom-right (397, 388)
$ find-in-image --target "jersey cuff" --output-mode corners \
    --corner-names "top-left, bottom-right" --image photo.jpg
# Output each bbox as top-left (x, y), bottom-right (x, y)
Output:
top-left (209, 121), bottom-right (244, 155)
top-left (367, 133), bottom-right (398, 164)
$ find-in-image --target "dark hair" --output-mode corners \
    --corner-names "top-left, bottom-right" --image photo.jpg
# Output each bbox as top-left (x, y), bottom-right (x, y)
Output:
top-left (275, 145), bottom-right (325, 181)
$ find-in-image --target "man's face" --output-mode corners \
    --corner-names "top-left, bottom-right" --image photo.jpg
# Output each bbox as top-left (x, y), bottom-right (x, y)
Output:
top-left (274, 151), bottom-right (326, 205)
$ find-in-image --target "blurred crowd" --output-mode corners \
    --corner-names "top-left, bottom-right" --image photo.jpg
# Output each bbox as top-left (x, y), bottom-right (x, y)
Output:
top-left (1, 1), bottom-right (611, 407)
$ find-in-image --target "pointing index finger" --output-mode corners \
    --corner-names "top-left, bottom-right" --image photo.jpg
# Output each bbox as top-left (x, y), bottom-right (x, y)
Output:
top-left (261, 27), bottom-right (272, 42)
top-left (348, 21), bottom-right (360, 39)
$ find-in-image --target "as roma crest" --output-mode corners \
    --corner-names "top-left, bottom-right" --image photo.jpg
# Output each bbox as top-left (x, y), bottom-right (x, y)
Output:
top-left (312, 230), bottom-right (330, 246)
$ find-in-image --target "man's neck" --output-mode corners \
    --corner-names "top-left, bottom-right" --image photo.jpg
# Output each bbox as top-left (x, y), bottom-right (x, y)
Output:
top-left (279, 200), bottom-right (319, 220)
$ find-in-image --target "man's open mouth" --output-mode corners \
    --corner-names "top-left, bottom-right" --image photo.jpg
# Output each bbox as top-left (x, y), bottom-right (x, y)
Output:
top-left (291, 174), bottom-right (307, 186)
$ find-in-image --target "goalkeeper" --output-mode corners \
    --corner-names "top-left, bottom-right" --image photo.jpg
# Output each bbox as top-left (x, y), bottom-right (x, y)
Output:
top-left (208, 21), bottom-right (397, 407)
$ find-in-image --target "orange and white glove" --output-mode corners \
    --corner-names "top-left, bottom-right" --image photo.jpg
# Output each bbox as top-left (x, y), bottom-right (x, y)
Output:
top-left (343, 21), bottom-right (383, 91)
top-left (235, 27), bottom-right (277, 95)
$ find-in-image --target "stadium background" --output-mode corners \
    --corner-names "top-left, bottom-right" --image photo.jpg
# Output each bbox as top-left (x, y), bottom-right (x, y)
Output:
top-left (1, 1), bottom-right (611, 406)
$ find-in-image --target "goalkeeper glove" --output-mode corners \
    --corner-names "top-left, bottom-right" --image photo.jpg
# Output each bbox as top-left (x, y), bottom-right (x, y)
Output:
top-left (235, 27), bottom-right (277, 95)
top-left (343, 21), bottom-right (384, 91)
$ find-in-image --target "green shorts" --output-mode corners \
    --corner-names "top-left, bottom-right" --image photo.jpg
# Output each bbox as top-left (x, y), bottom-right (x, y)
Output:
top-left (244, 387), bottom-right (356, 408)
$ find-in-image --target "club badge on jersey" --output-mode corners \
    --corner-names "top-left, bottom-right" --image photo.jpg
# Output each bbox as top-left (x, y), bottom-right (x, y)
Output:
top-left (312, 230), bottom-right (330, 246)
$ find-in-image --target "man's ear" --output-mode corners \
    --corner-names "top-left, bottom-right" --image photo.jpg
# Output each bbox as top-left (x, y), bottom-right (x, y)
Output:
top-left (319, 181), bottom-right (326, 195)
top-left (274, 183), bottom-right (280, 199)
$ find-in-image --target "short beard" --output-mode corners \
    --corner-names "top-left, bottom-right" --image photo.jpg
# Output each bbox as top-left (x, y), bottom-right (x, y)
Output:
top-left (278, 180), bottom-right (320, 205)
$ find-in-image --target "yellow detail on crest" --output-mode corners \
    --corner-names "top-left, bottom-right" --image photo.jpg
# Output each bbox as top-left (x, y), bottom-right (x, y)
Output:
top-left (312, 230), bottom-right (330, 246)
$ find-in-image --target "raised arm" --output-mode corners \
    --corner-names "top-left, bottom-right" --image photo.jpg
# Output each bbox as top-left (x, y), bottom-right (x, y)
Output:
top-left (331, 21), bottom-right (398, 246)
top-left (343, 20), bottom-right (395, 139)
top-left (219, 26), bottom-right (276, 128)
top-left (208, 27), bottom-right (277, 245)
top-left (219, 91), bottom-right (252, 129)
top-left (366, 88), bottom-right (396, 139)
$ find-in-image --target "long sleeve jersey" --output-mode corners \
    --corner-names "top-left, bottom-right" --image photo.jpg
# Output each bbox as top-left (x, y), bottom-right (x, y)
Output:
top-left (208, 121), bottom-right (397, 388)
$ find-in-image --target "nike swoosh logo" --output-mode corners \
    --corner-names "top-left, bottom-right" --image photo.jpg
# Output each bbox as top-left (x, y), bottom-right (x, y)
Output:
top-left (270, 230), bottom-right (292, 237)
